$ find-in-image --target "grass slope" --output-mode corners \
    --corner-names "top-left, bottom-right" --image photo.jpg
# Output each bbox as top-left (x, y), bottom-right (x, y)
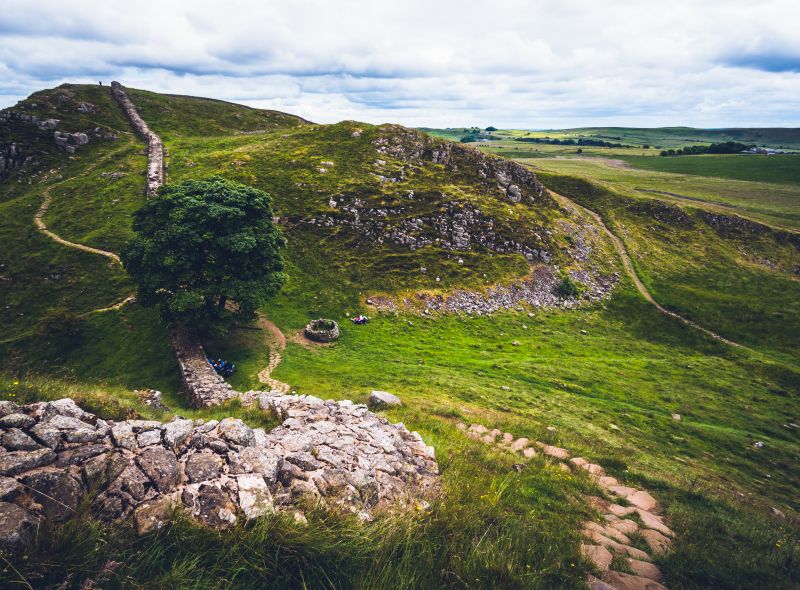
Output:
top-left (539, 172), bottom-right (800, 364)
top-left (621, 154), bottom-right (800, 186)
top-left (1, 85), bottom-right (799, 589)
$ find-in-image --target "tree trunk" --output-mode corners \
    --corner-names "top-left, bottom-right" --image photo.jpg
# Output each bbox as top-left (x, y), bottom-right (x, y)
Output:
top-left (218, 295), bottom-right (228, 310)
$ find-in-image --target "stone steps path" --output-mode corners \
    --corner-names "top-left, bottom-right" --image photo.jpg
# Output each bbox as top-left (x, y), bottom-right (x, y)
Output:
top-left (457, 422), bottom-right (673, 590)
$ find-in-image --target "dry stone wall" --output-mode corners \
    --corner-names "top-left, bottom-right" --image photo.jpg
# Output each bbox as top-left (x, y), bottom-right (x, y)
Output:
top-left (172, 327), bottom-right (238, 408)
top-left (0, 396), bottom-right (439, 553)
top-left (110, 81), bottom-right (164, 196)
top-left (108, 85), bottom-right (230, 407)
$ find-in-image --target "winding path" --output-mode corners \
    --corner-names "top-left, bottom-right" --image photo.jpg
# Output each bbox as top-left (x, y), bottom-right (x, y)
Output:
top-left (551, 190), bottom-right (744, 348)
top-left (460, 421), bottom-right (673, 589)
top-left (35, 185), bottom-right (123, 265)
top-left (255, 314), bottom-right (291, 393)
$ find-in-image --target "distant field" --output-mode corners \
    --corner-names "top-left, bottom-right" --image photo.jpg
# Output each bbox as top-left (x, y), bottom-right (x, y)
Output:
top-left (479, 142), bottom-right (654, 159)
top-left (621, 153), bottom-right (800, 185)
top-left (421, 124), bottom-right (800, 232)
top-left (518, 156), bottom-right (800, 230)
top-left (421, 126), bottom-right (800, 149)
top-left (544, 127), bottom-right (800, 149)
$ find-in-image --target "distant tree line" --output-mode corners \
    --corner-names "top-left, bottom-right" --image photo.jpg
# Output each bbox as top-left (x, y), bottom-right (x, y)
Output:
top-left (660, 141), bottom-right (753, 156)
top-left (458, 126), bottom-right (505, 142)
top-left (460, 128), bottom-right (501, 143)
top-left (513, 137), bottom-right (631, 148)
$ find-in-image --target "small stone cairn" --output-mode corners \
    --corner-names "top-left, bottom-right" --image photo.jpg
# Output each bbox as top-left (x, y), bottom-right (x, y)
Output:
top-left (458, 422), bottom-right (673, 590)
top-left (304, 318), bottom-right (340, 343)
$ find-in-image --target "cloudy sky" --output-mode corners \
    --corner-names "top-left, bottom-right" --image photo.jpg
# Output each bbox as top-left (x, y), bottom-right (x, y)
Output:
top-left (1, 0), bottom-right (799, 128)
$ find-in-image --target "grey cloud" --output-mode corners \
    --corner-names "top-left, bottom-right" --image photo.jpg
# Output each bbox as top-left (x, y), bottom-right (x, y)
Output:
top-left (0, 0), bottom-right (798, 127)
top-left (724, 52), bottom-right (800, 73)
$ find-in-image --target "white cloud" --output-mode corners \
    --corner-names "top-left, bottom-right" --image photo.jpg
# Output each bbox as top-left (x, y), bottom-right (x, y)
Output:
top-left (0, 0), bottom-right (798, 127)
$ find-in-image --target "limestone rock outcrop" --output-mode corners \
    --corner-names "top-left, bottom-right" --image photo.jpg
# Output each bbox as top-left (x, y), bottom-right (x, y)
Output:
top-left (303, 195), bottom-right (552, 263)
top-left (0, 142), bottom-right (32, 181)
top-left (0, 396), bottom-right (439, 553)
top-left (373, 125), bottom-right (545, 204)
top-left (0, 108), bottom-right (103, 178)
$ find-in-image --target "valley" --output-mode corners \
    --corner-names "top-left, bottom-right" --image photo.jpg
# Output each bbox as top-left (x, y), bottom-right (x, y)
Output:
top-left (0, 84), bottom-right (798, 589)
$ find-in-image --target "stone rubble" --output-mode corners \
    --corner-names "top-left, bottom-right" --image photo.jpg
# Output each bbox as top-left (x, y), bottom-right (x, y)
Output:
top-left (371, 266), bottom-right (618, 316)
top-left (368, 390), bottom-right (402, 409)
top-left (458, 421), bottom-right (673, 590)
top-left (0, 396), bottom-right (439, 553)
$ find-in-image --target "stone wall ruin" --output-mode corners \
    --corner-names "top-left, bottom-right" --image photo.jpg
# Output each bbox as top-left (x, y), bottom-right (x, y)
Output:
top-left (0, 395), bottom-right (439, 553)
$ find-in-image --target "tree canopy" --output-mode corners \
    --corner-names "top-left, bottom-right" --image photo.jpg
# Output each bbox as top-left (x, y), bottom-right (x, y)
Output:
top-left (659, 141), bottom-right (753, 156)
top-left (122, 177), bottom-right (286, 330)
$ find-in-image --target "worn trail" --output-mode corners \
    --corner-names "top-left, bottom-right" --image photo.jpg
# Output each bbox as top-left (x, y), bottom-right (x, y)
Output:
top-left (551, 191), bottom-right (745, 348)
top-left (35, 186), bottom-right (122, 265)
top-left (256, 313), bottom-right (291, 394)
top-left (460, 422), bottom-right (673, 590)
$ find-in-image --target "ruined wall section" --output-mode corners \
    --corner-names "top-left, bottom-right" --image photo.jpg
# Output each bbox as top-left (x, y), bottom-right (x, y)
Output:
top-left (0, 397), bottom-right (439, 553)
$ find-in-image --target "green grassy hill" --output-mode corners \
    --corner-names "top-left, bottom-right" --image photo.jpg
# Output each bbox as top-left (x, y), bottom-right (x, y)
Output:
top-left (1, 86), bottom-right (799, 589)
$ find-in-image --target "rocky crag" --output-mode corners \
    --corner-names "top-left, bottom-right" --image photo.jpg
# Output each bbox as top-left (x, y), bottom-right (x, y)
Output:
top-left (305, 195), bottom-right (552, 263)
top-left (0, 142), bottom-right (32, 182)
top-left (373, 125), bottom-right (545, 205)
top-left (0, 108), bottom-right (112, 181)
top-left (301, 126), bottom-right (551, 263)
top-left (0, 396), bottom-right (439, 554)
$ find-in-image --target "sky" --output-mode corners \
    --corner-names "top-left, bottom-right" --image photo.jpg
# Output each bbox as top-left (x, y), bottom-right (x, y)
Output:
top-left (1, 0), bottom-right (799, 128)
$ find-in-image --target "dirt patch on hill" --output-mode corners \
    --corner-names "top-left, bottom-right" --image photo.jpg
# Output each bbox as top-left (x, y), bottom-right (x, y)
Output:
top-left (555, 155), bottom-right (631, 169)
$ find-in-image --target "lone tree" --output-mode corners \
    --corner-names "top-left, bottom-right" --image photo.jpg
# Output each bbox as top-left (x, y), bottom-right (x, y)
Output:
top-left (122, 177), bottom-right (286, 331)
